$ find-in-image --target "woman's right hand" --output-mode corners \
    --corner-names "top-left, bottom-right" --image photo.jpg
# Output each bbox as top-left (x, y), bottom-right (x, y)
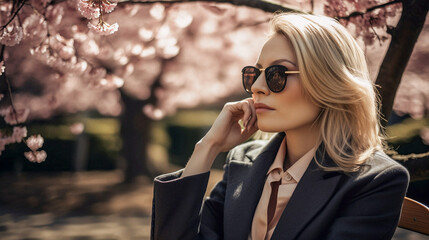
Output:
top-left (201, 98), bottom-right (259, 153)
top-left (182, 98), bottom-right (259, 178)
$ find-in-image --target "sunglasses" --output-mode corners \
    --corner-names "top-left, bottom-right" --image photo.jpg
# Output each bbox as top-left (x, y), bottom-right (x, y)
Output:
top-left (242, 65), bottom-right (300, 93)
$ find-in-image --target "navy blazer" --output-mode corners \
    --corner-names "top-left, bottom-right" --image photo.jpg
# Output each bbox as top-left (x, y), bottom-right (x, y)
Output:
top-left (151, 133), bottom-right (409, 240)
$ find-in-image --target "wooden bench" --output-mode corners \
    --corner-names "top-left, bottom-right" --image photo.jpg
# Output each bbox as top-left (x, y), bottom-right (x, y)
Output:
top-left (398, 197), bottom-right (429, 235)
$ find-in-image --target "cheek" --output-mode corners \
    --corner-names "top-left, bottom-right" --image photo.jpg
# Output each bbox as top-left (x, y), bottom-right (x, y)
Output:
top-left (279, 78), bottom-right (305, 106)
top-left (276, 81), bottom-right (320, 128)
top-left (255, 78), bottom-right (321, 132)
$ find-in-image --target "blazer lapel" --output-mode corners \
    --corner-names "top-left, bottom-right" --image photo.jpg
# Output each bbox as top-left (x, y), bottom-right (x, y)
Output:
top-left (271, 147), bottom-right (343, 240)
top-left (224, 133), bottom-right (285, 240)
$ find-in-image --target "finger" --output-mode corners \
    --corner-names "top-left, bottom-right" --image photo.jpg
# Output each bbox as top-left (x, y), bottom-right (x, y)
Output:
top-left (245, 99), bottom-right (257, 129)
top-left (239, 100), bottom-right (252, 128)
top-left (249, 117), bottom-right (259, 133)
top-left (242, 118), bottom-right (258, 138)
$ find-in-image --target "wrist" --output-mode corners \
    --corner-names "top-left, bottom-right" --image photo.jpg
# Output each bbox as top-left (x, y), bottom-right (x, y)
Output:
top-left (181, 138), bottom-right (220, 178)
top-left (195, 138), bottom-right (221, 160)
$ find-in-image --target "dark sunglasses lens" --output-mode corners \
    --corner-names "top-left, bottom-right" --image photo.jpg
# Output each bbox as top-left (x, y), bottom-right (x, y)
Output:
top-left (242, 67), bottom-right (259, 93)
top-left (266, 65), bottom-right (287, 92)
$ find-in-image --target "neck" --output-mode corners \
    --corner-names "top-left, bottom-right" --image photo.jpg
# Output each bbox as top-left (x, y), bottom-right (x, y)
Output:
top-left (284, 125), bottom-right (320, 167)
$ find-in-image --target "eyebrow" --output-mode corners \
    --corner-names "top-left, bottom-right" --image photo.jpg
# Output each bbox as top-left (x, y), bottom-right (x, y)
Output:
top-left (256, 59), bottom-right (297, 68)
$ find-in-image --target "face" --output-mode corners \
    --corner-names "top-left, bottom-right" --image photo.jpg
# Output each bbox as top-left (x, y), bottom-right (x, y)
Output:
top-left (251, 33), bottom-right (320, 133)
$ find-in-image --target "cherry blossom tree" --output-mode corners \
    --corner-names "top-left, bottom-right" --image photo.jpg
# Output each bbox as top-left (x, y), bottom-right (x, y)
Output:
top-left (0, 0), bottom-right (272, 180)
top-left (0, 0), bottom-right (428, 181)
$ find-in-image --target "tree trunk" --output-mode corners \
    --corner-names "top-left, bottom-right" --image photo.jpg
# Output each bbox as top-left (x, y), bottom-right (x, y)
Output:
top-left (120, 91), bottom-right (154, 183)
top-left (119, 64), bottom-right (165, 182)
top-left (374, 0), bottom-right (429, 181)
top-left (376, 0), bottom-right (429, 127)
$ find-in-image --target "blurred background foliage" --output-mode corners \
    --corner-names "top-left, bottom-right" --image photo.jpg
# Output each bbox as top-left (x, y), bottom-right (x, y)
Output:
top-left (2, 110), bottom-right (429, 172)
top-left (0, 108), bottom-right (230, 172)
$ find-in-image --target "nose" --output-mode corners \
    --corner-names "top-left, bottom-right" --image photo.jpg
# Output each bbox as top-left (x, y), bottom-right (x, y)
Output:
top-left (251, 72), bottom-right (270, 95)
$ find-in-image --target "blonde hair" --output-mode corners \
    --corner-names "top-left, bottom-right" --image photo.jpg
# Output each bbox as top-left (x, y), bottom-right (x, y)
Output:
top-left (270, 13), bottom-right (384, 172)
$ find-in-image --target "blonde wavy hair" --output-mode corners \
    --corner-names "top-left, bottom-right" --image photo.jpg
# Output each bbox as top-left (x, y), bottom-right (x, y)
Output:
top-left (270, 13), bottom-right (384, 172)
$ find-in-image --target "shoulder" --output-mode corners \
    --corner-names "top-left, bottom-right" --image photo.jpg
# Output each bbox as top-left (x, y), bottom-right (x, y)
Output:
top-left (365, 151), bottom-right (409, 176)
top-left (347, 150), bottom-right (409, 186)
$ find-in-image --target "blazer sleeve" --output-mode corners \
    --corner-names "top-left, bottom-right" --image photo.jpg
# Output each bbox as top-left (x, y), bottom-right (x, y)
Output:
top-left (151, 159), bottom-right (231, 240)
top-left (324, 163), bottom-right (410, 240)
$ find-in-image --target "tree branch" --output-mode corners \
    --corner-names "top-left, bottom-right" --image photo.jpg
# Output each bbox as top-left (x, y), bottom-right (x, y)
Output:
top-left (375, 0), bottom-right (429, 127)
top-left (338, 0), bottom-right (402, 20)
top-left (0, 0), bottom-right (26, 30)
top-left (118, 0), bottom-right (303, 13)
top-left (0, 45), bottom-right (20, 126)
top-left (388, 152), bottom-right (429, 182)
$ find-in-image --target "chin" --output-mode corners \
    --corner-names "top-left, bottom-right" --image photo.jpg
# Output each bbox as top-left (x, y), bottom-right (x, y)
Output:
top-left (257, 121), bottom-right (285, 133)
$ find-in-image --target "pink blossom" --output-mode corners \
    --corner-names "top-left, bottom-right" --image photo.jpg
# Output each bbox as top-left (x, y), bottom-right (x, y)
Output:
top-left (102, 1), bottom-right (117, 13)
top-left (42, 0), bottom-right (52, 7)
top-left (138, 28), bottom-right (154, 42)
top-left (59, 46), bottom-right (75, 60)
top-left (29, 0), bottom-right (51, 8)
top-left (50, 34), bottom-right (75, 60)
top-left (0, 61), bottom-right (4, 76)
top-left (26, 134), bottom-right (44, 151)
top-left (29, 35), bottom-right (84, 74)
top-left (24, 150), bottom-right (47, 163)
top-left (31, 44), bottom-right (81, 74)
top-left (77, 0), bottom-right (117, 19)
top-left (12, 126), bottom-right (27, 143)
top-left (87, 67), bottom-right (107, 80)
top-left (79, 39), bottom-right (100, 55)
top-left (88, 21), bottom-right (118, 35)
top-left (150, 3), bottom-right (165, 21)
top-left (46, 5), bottom-right (65, 26)
top-left (97, 74), bottom-right (124, 89)
top-left (173, 11), bottom-right (193, 28)
top-left (0, 94), bottom-right (4, 101)
top-left (323, 0), bottom-right (401, 45)
top-left (0, 22), bottom-right (23, 46)
top-left (77, 0), bottom-right (100, 19)
top-left (0, 107), bottom-right (30, 125)
top-left (70, 122), bottom-right (85, 135)
top-left (143, 104), bottom-right (165, 120)
top-left (0, 139), bottom-right (5, 155)
top-left (22, 14), bottom-right (48, 46)
top-left (324, 0), bottom-right (347, 17)
top-left (0, 2), bottom-right (13, 15)
top-left (421, 127), bottom-right (429, 145)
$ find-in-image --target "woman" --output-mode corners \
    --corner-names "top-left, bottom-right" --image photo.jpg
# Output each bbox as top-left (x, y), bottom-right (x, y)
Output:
top-left (151, 13), bottom-right (409, 240)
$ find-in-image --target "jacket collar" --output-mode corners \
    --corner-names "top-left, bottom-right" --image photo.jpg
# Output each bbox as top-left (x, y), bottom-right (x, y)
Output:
top-left (223, 133), bottom-right (342, 240)
top-left (271, 147), bottom-right (342, 240)
top-left (224, 133), bottom-right (284, 240)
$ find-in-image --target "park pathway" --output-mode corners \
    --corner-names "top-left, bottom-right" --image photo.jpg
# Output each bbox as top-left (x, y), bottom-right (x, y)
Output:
top-left (0, 171), bottom-right (428, 239)
top-left (0, 211), bottom-right (150, 239)
top-left (1, 210), bottom-right (428, 240)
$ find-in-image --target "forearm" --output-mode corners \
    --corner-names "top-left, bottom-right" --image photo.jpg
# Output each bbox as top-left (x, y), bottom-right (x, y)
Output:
top-left (152, 171), bottom-right (211, 240)
top-left (182, 138), bottom-right (221, 178)
top-left (182, 98), bottom-right (258, 178)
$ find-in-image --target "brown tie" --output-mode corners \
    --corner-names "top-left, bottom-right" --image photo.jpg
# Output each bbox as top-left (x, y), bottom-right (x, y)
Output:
top-left (267, 179), bottom-right (281, 225)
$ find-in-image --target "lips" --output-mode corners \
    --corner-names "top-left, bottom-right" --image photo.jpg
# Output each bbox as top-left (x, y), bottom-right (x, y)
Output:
top-left (254, 103), bottom-right (275, 113)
